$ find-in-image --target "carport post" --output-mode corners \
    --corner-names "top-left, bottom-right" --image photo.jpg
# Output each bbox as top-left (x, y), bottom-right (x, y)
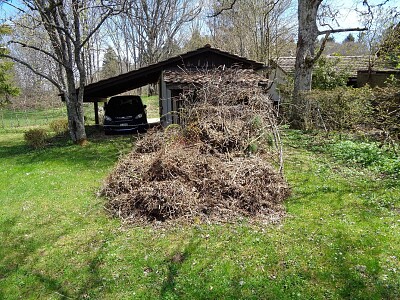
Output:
top-left (94, 101), bottom-right (99, 127)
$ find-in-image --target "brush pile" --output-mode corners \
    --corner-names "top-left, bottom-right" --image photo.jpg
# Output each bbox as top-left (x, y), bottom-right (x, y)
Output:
top-left (101, 68), bottom-right (290, 225)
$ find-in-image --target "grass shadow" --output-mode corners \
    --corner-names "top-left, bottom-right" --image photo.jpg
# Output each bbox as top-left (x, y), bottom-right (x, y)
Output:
top-left (75, 235), bottom-right (116, 299)
top-left (328, 230), bottom-right (394, 299)
top-left (0, 216), bottom-right (72, 298)
top-left (2, 136), bottom-right (134, 172)
top-left (31, 272), bottom-right (72, 299)
top-left (159, 237), bottom-right (201, 299)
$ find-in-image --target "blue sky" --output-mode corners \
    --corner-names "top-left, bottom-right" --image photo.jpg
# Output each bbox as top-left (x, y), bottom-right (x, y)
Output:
top-left (321, 0), bottom-right (399, 41)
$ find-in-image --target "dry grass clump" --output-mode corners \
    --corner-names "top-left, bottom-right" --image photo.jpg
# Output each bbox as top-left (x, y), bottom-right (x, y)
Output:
top-left (102, 68), bottom-right (289, 225)
top-left (135, 128), bottom-right (164, 153)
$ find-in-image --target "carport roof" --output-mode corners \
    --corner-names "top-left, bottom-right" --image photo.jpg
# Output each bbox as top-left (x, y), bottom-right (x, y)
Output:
top-left (81, 45), bottom-right (265, 102)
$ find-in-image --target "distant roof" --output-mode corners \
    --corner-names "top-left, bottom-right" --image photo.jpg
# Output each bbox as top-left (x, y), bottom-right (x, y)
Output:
top-left (163, 68), bottom-right (269, 87)
top-left (275, 57), bottom-right (296, 74)
top-left (273, 55), bottom-right (381, 77)
top-left (80, 45), bottom-right (264, 102)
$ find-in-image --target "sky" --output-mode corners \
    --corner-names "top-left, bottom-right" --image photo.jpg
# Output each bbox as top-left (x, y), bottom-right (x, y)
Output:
top-left (1, 0), bottom-right (398, 43)
top-left (322, 0), bottom-right (399, 42)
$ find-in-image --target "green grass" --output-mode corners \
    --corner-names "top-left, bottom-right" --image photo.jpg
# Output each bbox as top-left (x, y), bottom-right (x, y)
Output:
top-left (142, 95), bottom-right (160, 119)
top-left (1, 96), bottom-right (160, 131)
top-left (0, 107), bottom-right (66, 128)
top-left (0, 105), bottom-right (97, 129)
top-left (0, 128), bottom-right (399, 299)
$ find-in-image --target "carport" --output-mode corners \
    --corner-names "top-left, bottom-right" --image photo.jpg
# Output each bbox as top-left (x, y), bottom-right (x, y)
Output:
top-left (79, 45), bottom-right (265, 126)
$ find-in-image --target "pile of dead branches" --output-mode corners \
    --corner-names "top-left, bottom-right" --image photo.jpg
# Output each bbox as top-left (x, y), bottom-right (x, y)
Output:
top-left (101, 68), bottom-right (289, 225)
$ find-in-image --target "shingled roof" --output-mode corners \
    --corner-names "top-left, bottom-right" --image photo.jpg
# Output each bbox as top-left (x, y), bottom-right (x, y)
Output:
top-left (163, 68), bottom-right (269, 87)
top-left (274, 56), bottom-right (376, 77)
top-left (80, 45), bottom-right (264, 102)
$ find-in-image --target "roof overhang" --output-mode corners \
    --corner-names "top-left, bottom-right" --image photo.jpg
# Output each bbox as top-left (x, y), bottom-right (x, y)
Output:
top-left (69, 45), bottom-right (265, 102)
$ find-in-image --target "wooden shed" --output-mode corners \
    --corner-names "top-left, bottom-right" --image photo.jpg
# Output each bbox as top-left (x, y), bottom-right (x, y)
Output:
top-left (357, 69), bottom-right (400, 88)
top-left (80, 45), bottom-right (266, 126)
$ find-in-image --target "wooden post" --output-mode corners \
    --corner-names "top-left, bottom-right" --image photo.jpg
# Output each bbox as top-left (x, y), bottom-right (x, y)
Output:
top-left (94, 101), bottom-right (99, 127)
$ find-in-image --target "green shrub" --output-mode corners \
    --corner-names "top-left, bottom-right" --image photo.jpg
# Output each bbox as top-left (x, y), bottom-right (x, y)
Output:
top-left (329, 140), bottom-right (383, 167)
top-left (246, 143), bottom-right (258, 154)
top-left (24, 128), bottom-right (48, 149)
top-left (49, 119), bottom-right (69, 135)
top-left (328, 140), bottom-right (400, 177)
top-left (312, 56), bottom-right (350, 90)
top-left (302, 86), bottom-right (373, 131)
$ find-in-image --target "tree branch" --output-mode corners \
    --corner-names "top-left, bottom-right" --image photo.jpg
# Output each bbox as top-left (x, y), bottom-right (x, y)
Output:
top-left (311, 26), bottom-right (367, 64)
top-left (19, 0), bottom-right (75, 42)
top-left (79, 0), bottom-right (127, 49)
top-left (3, 1), bottom-right (29, 14)
top-left (2, 54), bottom-right (63, 92)
top-left (79, 10), bottom-right (113, 49)
top-left (8, 40), bottom-right (66, 67)
top-left (309, 32), bottom-right (330, 65)
top-left (319, 27), bottom-right (367, 35)
top-left (208, 0), bottom-right (237, 17)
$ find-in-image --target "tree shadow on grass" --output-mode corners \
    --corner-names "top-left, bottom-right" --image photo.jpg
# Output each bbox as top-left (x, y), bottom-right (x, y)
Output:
top-left (0, 216), bottom-right (72, 299)
top-left (0, 214), bottom-right (121, 299)
top-left (2, 136), bottom-right (134, 171)
top-left (74, 236), bottom-right (115, 299)
top-left (0, 142), bottom-right (30, 159)
top-left (1, 125), bottom-right (137, 168)
top-left (31, 272), bottom-right (72, 299)
top-left (159, 238), bottom-right (202, 299)
top-left (157, 228), bottom-right (259, 300)
top-left (327, 230), bottom-right (397, 299)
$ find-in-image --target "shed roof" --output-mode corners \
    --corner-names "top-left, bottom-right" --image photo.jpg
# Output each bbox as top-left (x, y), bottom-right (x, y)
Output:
top-left (163, 68), bottom-right (269, 87)
top-left (81, 45), bottom-right (264, 102)
top-left (273, 55), bottom-right (378, 77)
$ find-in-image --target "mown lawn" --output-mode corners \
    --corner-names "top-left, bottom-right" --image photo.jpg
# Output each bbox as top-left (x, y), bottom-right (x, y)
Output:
top-left (0, 94), bottom-right (159, 130)
top-left (142, 95), bottom-right (160, 119)
top-left (0, 127), bottom-right (399, 299)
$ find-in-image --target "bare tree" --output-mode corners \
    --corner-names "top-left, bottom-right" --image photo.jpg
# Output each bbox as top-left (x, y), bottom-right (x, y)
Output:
top-left (2, 0), bottom-right (124, 143)
top-left (358, 3), bottom-right (399, 69)
top-left (128, 0), bottom-right (201, 66)
top-left (104, 12), bottom-right (139, 71)
top-left (7, 15), bottom-right (60, 108)
top-left (81, 5), bottom-right (107, 83)
top-left (207, 0), bottom-right (296, 63)
top-left (101, 0), bottom-right (201, 78)
top-left (291, 0), bottom-right (367, 128)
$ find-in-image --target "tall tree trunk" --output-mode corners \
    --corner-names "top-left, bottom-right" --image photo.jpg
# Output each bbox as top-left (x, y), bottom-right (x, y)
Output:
top-left (291, 0), bottom-right (321, 129)
top-left (65, 72), bottom-right (87, 143)
top-left (291, 0), bottom-right (366, 129)
top-left (65, 95), bottom-right (87, 144)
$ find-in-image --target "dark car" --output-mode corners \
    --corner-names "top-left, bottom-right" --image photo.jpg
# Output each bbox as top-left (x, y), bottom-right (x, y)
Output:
top-left (103, 95), bottom-right (149, 134)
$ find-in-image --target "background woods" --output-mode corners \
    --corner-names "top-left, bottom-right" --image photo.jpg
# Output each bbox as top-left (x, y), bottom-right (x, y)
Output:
top-left (0, 0), bottom-right (399, 138)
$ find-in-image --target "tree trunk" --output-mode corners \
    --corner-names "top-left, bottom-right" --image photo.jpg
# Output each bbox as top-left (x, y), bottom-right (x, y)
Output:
top-left (66, 96), bottom-right (86, 144)
top-left (291, 0), bottom-right (322, 129)
top-left (65, 72), bottom-right (86, 144)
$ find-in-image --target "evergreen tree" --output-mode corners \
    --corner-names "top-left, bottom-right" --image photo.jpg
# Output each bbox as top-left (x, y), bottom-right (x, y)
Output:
top-left (101, 46), bottom-right (120, 79)
top-left (183, 29), bottom-right (211, 52)
top-left (343, 33), bottom-right (355, 43)
top-left (0, 25), bottom-right (19, 106)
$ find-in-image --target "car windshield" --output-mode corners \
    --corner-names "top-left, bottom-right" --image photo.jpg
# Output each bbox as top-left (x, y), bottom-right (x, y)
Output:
top-left (106, 97), bottom-right (143, 117)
